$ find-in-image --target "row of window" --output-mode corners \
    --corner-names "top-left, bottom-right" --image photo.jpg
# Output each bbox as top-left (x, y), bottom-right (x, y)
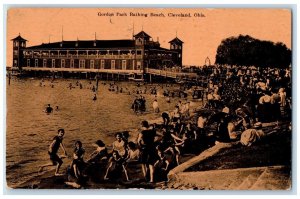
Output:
top-left (26, 59), bottom-right (141, 70)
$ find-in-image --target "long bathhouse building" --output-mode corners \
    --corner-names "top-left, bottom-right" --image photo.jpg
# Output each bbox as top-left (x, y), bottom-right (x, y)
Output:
top-left (11, 31), bottom-right (183, 80)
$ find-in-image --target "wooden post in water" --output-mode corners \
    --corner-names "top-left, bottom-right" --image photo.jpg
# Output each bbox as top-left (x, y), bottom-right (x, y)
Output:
top-left (96, 75), bottom-right (99, 91)
top-left (8, 71), bottom-right (11, 86)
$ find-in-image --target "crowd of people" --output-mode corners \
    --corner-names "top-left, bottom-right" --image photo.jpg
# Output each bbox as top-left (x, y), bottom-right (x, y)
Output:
top-left (38, 64), bottom-right (292, 188)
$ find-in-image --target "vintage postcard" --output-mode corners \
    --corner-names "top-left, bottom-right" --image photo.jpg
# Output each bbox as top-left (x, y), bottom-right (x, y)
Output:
top-left (6, 7), bottom-right (292, 190)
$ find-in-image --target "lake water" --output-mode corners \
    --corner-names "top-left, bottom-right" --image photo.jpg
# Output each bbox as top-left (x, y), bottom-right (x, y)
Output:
top-left (6, 77), bottom-right (201, 188)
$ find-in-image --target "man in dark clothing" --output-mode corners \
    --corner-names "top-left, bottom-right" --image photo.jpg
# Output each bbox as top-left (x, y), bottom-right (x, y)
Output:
top-left (137, 120), bottom-right (157, 182)
top-left (38, 128), bottom-right (68, 176)
top-left (161, 112), bottom-right (170, 127)
top-left (215, 118), bottom-right (231, 143)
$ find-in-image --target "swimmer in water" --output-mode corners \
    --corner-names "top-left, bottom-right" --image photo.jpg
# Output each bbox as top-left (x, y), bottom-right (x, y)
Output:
top-left (45, 104), bottom-right (53, 114)
top-left (93, 94), bottom-right (97, 101)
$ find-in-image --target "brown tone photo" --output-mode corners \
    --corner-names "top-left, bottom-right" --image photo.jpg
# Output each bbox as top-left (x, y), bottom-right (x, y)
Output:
top-left (6, 7), bottom-right (292, 190)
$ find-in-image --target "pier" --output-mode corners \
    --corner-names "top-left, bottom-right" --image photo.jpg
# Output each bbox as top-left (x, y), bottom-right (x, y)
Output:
top-left (145, 68), bottom-right (198, 79)
top-left (8, 66), bottom-right (202, 82)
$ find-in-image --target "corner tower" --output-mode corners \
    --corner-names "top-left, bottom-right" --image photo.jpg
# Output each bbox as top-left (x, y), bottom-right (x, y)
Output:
top-left (169, 37), bottom-right (183, 66)
top-left (11, 34), bottom-right (27, 69)
top-left (133, 31), bottom-right (152, 70)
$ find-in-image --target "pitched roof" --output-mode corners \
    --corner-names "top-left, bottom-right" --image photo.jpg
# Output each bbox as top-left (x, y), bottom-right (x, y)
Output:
top-left (26, 40), bottom-right (135, 49)
top-left (169, 37), bottom-right (184, 44)
top-left (133, 31), bottom-right (151, 39)
top-left (11, 35), bottom-right (27, 41)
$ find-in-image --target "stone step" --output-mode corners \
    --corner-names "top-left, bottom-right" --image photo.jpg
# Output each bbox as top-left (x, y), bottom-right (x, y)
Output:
top-left (236, 172), bottom-right (265, 190)
top-left (171, 167), bottom-right (267, 190)
top-left (250, 166), bottom-right (291, 190)
top-left (226, 169), bottom-right (265, 190)
top-left (167, 166), bottom-right (290, 190)
top-left (250, 179), bottom-right (291, 190)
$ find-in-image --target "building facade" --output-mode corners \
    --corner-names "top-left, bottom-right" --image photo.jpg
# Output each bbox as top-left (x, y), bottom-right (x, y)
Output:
top-left (11, 31), bottom-right (183, 79)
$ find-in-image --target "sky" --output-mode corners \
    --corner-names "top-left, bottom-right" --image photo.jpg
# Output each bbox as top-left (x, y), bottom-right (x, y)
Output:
top-left (6, 8), bottom-right (291, 66)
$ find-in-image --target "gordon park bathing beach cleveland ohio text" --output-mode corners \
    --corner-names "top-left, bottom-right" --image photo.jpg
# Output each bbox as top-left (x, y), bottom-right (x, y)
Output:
top-left (98, 11), bottom-right (206, 18)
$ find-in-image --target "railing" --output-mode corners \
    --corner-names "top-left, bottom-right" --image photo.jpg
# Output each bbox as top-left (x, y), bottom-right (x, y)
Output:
top-left (145, 68), bottom-right (198, 79)
top-left (22, 66), bottom-right (143, 74)
top-left (26, 54), bottom-right (143, 59)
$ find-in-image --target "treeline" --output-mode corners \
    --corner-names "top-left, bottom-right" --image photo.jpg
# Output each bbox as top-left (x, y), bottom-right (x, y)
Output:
top-left (215, 35), bottom-right (291, 68)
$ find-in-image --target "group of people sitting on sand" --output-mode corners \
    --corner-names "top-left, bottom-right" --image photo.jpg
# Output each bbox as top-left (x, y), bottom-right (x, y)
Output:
top-left (38, 119), bottom-right (184, 188)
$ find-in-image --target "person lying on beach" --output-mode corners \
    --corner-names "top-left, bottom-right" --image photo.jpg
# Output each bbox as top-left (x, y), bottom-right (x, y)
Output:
top-left (38, 128), bottom-right (68, 176)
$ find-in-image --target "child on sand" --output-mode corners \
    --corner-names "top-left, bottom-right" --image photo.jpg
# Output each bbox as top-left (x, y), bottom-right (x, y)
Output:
top-left (38, 128), bottom-right (68, 176)
top-left (104, 150), bottom-right (129, 182)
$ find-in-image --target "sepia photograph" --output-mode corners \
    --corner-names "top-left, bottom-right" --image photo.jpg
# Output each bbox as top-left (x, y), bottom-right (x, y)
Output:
top-left (5, 7), bottom-right (292, 191)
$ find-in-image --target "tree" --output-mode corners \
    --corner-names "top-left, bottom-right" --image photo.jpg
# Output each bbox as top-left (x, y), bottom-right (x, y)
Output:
top-left (215, 35), bottom-right (291, 68)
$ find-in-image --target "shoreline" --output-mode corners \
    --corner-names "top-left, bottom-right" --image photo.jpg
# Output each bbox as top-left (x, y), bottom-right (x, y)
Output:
top-left (6, 71), bottom-right (292, 190)
top-left (12, 122), bottom-right (291, 190)
top-left (6, 77), bottom-right (203, 189)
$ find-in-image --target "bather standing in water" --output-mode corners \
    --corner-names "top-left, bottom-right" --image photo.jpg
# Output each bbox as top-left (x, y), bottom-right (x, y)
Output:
top-left (93, 94), bottom-right (97, 101)
top-left (45, 104), bottom-right (53, 114)
top-left (38, 128), bottom-right (68, 176)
